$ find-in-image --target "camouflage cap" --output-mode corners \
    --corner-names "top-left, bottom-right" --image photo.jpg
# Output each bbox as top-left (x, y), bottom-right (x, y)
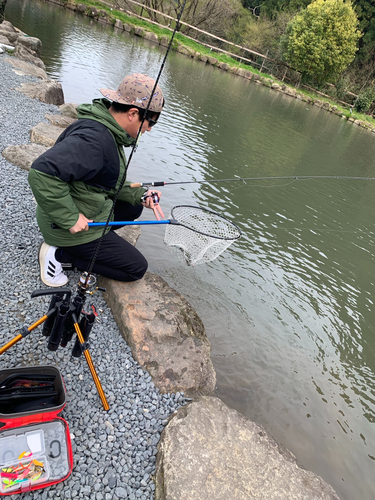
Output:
top-left (100, 73), bottom-right (164, 112)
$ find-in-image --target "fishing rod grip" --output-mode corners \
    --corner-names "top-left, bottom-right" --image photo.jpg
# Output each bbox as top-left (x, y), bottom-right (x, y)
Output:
top-left (130, 182), bottom-right (165, 188)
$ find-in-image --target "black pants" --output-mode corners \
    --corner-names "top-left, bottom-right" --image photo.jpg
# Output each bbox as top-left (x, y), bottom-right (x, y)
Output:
top-left (55, 202), bottom-right (147, 282)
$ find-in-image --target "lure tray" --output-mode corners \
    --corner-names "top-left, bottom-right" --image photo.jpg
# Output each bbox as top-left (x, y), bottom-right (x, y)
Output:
top-left (0, 366), bottom-right (73, 495)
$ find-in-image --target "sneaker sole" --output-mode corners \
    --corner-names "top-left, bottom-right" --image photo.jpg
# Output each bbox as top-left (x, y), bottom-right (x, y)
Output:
top-left (38, 242), bottom-right (69, 288)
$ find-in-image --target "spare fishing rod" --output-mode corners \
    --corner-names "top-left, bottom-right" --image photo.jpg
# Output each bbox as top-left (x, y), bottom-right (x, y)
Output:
top-left (130, 175), bottom-right (375, 188)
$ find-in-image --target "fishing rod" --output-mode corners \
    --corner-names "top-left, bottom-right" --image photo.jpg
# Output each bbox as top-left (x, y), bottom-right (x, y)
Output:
top-left (130, 175), bottom-right (375, 188)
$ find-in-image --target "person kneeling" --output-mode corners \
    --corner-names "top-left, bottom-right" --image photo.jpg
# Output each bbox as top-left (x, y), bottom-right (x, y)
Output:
top-left (28, 73), bottom-right (164, 287)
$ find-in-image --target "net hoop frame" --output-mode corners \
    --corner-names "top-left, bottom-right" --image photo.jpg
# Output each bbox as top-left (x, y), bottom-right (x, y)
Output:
top-left (170, 205), bottom-right (242, 240)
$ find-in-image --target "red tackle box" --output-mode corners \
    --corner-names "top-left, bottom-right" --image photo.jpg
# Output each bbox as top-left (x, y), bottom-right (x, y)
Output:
top-left (0, 366), bottom-right (73, 495)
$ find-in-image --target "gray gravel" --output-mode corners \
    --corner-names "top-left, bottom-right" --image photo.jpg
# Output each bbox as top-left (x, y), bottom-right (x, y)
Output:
top-left (0, 55), bottom-right (185, 499)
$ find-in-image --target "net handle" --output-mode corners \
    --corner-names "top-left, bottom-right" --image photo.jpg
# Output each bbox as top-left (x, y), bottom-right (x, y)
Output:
top-left (51, 206), bottom-right (241, 240)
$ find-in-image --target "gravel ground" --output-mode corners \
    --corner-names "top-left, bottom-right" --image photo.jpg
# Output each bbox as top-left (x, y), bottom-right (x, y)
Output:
top-left (0, 55), bottom-right (185, 500)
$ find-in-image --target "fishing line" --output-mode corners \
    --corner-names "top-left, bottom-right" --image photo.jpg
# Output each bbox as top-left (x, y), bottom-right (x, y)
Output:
top-left (131, 175), bottom-right (375, 188)
top-left (225, 178), bottom-right (299, 196)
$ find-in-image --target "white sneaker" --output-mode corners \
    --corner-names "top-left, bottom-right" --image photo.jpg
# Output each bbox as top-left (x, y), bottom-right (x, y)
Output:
top-left (39, 242), bottom-right (69, 287)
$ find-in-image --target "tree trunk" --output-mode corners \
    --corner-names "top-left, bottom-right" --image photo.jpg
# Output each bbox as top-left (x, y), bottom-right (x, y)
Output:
top-left (0, 0), bottom-right (7, 23)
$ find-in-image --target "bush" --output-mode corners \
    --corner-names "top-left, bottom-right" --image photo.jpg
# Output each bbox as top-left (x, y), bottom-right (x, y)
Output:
top-left (281, 0), bottom-right (361, 83)
top-left (354, 87), bottom-right (375, 113)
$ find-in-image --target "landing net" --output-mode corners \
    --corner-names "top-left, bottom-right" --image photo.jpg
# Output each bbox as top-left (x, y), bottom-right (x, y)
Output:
top-left (164, 205), bottom-right (241, 266)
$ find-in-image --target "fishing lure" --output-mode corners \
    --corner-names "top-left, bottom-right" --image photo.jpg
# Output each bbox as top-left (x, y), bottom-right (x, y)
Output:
top-left (1, 459), bottom-right (45, 489)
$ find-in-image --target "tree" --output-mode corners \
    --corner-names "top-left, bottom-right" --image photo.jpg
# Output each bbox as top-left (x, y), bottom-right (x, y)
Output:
top-left (281, 0), bottom-right (361, 83)
top-left (241, 0), bottom-right (312, 18)
top-left (353, 0), bottom-right (375, 62)
top-left (169, 0), bottom-right (242, 39)
top-left (0, 0), bottom-right (7, 24)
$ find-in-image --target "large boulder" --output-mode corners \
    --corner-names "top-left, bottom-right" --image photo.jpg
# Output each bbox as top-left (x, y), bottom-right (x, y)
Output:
top-left (59, 102), bottom-right (78, 118)
top-left (0, 34), bottom-right (11, 45)
top-left (0, 27), bottom-right (19, 44)
top-left (1, 144), bottom-right (49, 171)
top-left (0, 21), bottom-right (17, 33)
top-left (4, 57), bottom-right (48, 80)
top-left (16, 81), bottom-right (64, 105)
top-left (30, 122), bottom-right (64, 147)
top-left (99, 272), bottom-right (216, 398)
top-left (114, 19), bottom-right (124, 30)
top-left (76, 3), bottom-right (87, 13)
top-left (134, 26), bottom-right (145, 37)
top-left (217, 62), bottom-right (230, 71)
top-left (207, 56), bottom-right (218, 66)
top-left (144, 31), bottom-right (159, 44)
top-left (13, 44), bottom-right (46, 70)
top-left (16, 35), bottom-right (42, 56)
top-left (155, 397), bottom-right (341, 500)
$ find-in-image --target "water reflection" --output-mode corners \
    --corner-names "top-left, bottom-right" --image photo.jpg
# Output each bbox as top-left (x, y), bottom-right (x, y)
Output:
top-left (5, 0), bottom-right (375, 498)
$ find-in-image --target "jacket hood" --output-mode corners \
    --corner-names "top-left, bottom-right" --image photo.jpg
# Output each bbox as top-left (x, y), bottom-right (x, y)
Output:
top-left (77, 98), bottom-right (136, 147)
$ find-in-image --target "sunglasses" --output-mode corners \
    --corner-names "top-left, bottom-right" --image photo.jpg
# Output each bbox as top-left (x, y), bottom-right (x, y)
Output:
top-left (145, 115), bottom-right (158, 128)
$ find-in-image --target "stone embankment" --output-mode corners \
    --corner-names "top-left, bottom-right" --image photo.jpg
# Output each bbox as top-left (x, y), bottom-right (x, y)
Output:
top-left (1, 20), bottom-right (341, 499)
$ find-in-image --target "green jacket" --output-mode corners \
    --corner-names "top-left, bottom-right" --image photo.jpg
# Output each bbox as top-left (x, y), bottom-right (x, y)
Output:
top-left (28, 99), bottom-right (146, 247)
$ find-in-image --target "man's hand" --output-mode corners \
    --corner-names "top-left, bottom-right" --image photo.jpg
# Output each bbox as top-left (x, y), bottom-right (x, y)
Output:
top-left (141, 190), bottom-right (162, 208)
top-left (141, 190), bottom-right (164, 220)
top-left (69, 213), bottom-right (93, 234)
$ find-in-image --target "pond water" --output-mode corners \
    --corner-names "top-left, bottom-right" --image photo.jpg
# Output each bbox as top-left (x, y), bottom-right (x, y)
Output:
top-left (5, 1), bottom-right (375, 498)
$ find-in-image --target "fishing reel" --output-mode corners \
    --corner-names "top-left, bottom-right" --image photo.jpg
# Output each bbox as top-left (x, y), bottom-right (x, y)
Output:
top-left (30, 272), bottom-right (105, 358)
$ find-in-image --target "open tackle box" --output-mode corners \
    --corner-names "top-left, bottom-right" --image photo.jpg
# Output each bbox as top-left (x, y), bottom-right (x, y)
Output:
top-left (0, 366), bottom-right (73, 495)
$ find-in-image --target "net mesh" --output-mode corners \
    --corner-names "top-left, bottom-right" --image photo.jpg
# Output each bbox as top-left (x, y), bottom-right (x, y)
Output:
top-left (164, 205), bottom-right (241, 266)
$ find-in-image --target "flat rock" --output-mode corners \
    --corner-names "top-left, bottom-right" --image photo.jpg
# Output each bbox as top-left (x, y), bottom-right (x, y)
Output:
top-left (114, 225), bottom-right (141, 247)
top-left (44, 113), bottom-right (76, 128)
top-left (99, 272), bottom-right (216, 398)
top-left (1, 144), bottom-right (49, 171)
top-left (155, 397), bottom-right (341, 500)
top-left (59, 102), bottom-right (78, 118)
top-left (30, 122), bottom-right (63, 147)
top-left (4, 57), bottom-right (48, 80)
top-left (16, 81), bottom-right (64, 105)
